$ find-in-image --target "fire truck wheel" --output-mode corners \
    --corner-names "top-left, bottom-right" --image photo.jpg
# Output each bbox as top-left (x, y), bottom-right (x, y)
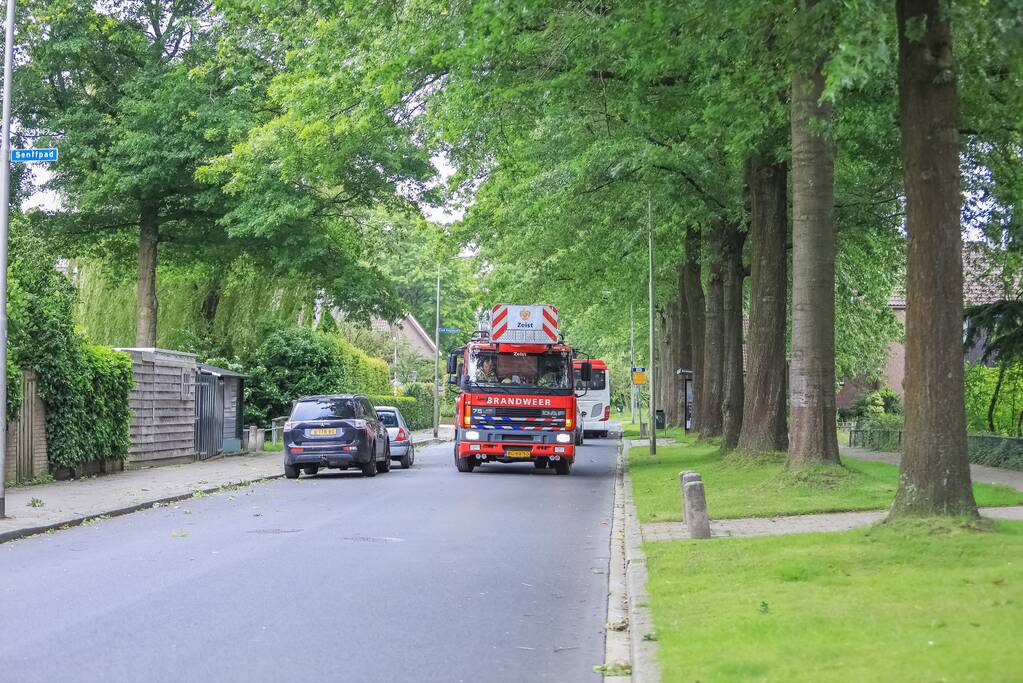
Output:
top-left (533, 458), bottom-right (548, 469)
top-left (554, 459), bottom-right (572, 475)
top-left (455, 449), bottom-right (475, 472)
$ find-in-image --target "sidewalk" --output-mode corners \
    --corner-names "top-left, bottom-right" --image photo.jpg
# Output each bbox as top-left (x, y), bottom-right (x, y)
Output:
top-left (0, 425), bottom-right (453, 543)
top-left (843, 445), bottom-right (1023, 492)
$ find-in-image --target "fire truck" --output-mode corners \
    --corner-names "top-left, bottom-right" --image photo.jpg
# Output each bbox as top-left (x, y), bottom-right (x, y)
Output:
top-left (446, 304), bottom-right (591, 475)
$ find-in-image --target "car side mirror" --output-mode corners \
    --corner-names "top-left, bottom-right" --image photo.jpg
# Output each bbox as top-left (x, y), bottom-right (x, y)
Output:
top-left (446, 352), bottom-right (458, 375)
top-left (579, 361), bottom-right (592, 383)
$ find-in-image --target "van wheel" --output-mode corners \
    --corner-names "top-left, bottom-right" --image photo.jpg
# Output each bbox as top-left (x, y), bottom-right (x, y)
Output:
top-left (284, 464), bottom-right (300, 479)
top-left (554, 459), bottom-right (572, 476)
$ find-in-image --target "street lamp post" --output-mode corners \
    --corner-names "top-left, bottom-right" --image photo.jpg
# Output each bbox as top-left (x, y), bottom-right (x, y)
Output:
top-left (629, 303), bottom-right (636, 424)
top-left (648, 194), bottom-right (657, 456)
top-left (433, 269), bottom-right (440, 439)
top-left (0, 0), bottom-right (17, 518)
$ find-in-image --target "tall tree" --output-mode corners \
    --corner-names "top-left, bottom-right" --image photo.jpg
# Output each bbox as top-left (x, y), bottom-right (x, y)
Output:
top-left (890, 0), bottom-right (976, 517)
top-left (739, 157), bottom-right (789, 452)
top-left (788, 0), bottom-right (840, 465)
top-left (683, 226), bottom-right (707, 433)
top-left (700, 229), bottom-right (726, 438)
top-left (721, 222), bottom-right (746, 449)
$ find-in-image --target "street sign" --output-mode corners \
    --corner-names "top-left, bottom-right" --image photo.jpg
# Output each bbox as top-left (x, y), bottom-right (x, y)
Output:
top-left (631, 367), bottom-right (647, 385)
top-left (10, 148), bottom-right (58, 163)
top-left (438, 327), bottom-right (460, 333)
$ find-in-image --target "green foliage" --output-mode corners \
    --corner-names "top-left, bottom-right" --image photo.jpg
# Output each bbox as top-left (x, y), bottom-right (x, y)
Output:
top-left (852, 387), bottom-right (903, 419)
top-left (964, 363), bottom-right (1023, 436)
top-left (317, 311), bottom-right (338, 334)
top-left (367, 395), bottom-right (430, 432)
top-left (245, 327), bottom-right (390, 424)
top-left (8, 224), bottom-right (134, 468)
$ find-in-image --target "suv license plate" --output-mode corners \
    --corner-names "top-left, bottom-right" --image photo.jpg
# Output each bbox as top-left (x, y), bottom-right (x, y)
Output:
top-left (506, 449), bottom-right (531, 458)
top-left (310, 428), bottom-right (337, 436)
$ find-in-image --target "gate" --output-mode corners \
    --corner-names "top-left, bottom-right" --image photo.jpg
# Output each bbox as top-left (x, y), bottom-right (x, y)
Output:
top-left (194, 371), bottom-right (224, 460)
top-left (14, 371), bottom-right (40, 482)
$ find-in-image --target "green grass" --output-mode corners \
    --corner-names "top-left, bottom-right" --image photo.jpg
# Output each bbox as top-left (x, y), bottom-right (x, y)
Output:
top-left (629, 438), bottom-right (1023, 522)
top-left (645, 519), bottom-right (1023, 682)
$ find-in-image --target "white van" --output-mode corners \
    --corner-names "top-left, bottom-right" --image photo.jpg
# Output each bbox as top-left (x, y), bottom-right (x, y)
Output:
top-left (574, 359), bottom-right (611, 438)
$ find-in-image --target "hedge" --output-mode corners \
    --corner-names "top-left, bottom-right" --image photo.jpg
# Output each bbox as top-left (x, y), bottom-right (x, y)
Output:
top-left (245, 326), bottom-right (392, 424)
top-left (368, 395), bottom-right (432, 431)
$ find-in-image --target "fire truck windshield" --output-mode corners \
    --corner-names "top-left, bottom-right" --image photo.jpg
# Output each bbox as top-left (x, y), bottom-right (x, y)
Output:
top-left (466, 348), bottom-right (573, 394)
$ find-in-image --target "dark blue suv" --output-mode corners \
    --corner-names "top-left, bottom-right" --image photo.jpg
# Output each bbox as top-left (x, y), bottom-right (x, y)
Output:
top-left (283, 395), bottom-right (391, 478)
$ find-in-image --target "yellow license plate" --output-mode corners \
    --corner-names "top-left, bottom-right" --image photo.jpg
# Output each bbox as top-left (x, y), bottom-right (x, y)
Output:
top-left (310, 428), bottom-right (337, 436)
top-left (506, 449), bottom-right (531, 458)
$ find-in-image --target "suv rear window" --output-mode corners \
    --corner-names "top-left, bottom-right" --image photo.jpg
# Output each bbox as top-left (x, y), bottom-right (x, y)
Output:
top-left (291, 398), bottom-right (357, 421)
top-left (377, 411), bottom-right (399, 427)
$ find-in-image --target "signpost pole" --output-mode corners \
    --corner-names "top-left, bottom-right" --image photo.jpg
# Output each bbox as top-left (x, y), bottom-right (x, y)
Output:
top-left (0, 0), bottom-right (16, 518)
top-left (433, 269), bottom-right (440, 439)
top-left (648, 194), bottom-right (657, 455)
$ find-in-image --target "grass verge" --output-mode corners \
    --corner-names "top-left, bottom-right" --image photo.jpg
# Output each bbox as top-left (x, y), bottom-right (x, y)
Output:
top-left (629, 438), bottom-right (1023, 522)
top-left (644, 519), bottom-right (1023, 682)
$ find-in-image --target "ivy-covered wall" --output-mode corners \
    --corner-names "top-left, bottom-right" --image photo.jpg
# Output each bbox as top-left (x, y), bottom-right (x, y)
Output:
top-left (9, 226), bottom-right (134, 468)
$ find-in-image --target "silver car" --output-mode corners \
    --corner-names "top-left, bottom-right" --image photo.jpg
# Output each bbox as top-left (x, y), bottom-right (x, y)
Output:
top-left (376, 406), bottom-right (415, 469)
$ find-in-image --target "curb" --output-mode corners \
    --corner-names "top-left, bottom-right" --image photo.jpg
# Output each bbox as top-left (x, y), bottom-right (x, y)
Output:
top-left (1, 437), bottom-right (455, 545)
top-left (0, 473), bottom-right (283, 545)
top-left (620, 438), bottom-right (662, 683)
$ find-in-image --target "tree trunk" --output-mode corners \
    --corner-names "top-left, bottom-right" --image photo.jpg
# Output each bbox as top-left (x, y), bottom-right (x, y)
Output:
top-left (135, 203), bottom-right (160, 347)
top-left (788, 11), bottom-right (840, 466)
top-left (674, 267), bottom-right (693, 427)
top-left (988, 362), bottom-right (1006, 434)
top-left (738, 157), bottom-right (789, 452)
top-left (700, 228), bottom-right (725, 438)
top-left (891, 0), bottom-right (977, 517)
top-left (721, 222), bottom-right (746, 450)
top-left (684, 225), bottom-right (706, 433)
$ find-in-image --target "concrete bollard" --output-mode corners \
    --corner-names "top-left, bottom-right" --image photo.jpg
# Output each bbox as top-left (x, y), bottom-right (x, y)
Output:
top-left (254, 428), bottom-right (265, 452)
top-left (679, 471), bottom-right (699, 520)
top-left (683, 480), bottom-right (711, 539)
top-left (248, 425), bottom-right (259, 452)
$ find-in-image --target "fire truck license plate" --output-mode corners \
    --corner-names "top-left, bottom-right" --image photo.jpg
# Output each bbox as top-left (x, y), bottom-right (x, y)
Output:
top-left (506, 449), bottom-right (531, 458)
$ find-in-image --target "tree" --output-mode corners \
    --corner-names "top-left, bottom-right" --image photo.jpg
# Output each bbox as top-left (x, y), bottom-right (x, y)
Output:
top-left (738, 157), bottom-right (789, 452)
top-left (890, 0), bottom-right (978, 517)
top-left (787, 0), bottom-right (840, 465)
top-left (17, 0), bottom-right (245, 346)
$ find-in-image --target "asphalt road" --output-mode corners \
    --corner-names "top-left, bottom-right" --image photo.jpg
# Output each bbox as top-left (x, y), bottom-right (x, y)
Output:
top-left (0, 437), bottom-right (619, 683)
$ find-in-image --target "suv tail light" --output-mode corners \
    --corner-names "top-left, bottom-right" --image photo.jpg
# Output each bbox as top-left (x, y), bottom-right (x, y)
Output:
top-left (395, 428), bottom-right (408, 441)
top-left (602, 406), bottom-right (610, 421)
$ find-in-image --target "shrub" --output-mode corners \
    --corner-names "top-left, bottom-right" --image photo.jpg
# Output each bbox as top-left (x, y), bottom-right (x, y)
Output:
top-left (8, 225), bottom-right (134, 468)
top-left (368, 395), bottom-right (432, 431)
top-left (245, 326), bottom-right (393, 424)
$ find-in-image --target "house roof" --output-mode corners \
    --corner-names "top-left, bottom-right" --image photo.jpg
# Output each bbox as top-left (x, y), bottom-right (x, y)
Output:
top-left (888, 242), bottom-right (1014, 310)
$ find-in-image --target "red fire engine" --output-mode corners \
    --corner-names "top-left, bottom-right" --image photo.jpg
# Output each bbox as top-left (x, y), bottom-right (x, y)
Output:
top-left (446, 304), bottom-right (591, 475)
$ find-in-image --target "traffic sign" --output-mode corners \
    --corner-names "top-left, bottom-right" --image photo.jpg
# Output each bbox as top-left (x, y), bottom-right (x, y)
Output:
top-left (631, 367), bottom-right (647, 385)
top-left (438, 327), bottom-right (460, 333)
top-left (11, 148), bottom-right (58, 163)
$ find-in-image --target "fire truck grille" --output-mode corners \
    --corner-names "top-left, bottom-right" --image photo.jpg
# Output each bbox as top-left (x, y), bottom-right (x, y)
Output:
top-left (494, 407), bottom-right (547, 418)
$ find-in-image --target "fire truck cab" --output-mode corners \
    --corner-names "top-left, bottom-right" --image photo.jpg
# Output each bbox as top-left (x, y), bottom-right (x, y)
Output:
top-left (447, 304), bottom-right (590, 476)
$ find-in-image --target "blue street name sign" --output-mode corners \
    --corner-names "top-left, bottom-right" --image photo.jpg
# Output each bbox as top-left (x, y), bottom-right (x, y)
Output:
top-left (438, 327), bottom-right (460, 333)
top-left (11, 148), bottom-right (58, 163)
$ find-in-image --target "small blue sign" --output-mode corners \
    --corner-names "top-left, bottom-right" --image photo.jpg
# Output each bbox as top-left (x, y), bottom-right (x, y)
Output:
top-left (632, 367), bottom-right (645, 373)
top-left (11, 148), bottom-right (58, 163)
top-left (438, 327), bottom-right (460, 333)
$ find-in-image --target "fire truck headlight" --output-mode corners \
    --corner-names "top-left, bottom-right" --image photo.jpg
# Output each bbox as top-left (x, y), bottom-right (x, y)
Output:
top-left (465, 430), bottom-right (481, 441)
top-left (556, 433), bottom-right (571, 444)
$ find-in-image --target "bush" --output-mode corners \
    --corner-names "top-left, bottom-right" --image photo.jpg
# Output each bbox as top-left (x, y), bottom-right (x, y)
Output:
top-left (852, 413), bottom-right (904, 452)
top-left (852, 387), bottom-right (902, 419)
top-left (368, 394), bottom-right (432, 431)
top-left (245, 326), bottom-right (392, 424)
top-left (8, 225), bottom-right (134, 467)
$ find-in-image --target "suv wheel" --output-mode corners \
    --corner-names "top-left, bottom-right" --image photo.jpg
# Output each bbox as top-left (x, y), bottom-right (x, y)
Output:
top-left (284, 463), bottom-right (300, 479)
top-left (303, 466), bottom-right (318, 476)
top-left (361, 457), bottom-right (378, 477)
top-left (378, 445), bottom-right (392, 473)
